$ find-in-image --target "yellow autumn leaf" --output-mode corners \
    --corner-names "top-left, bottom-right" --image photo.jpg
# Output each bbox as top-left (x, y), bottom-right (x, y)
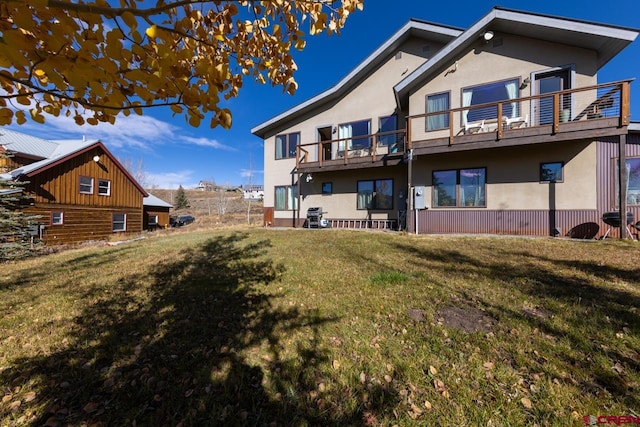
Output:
top-left (120, 11), bottom-right (137, 31)
top-left (29, 109), bottom-right (45, 124)
top-left (219, 109), bottom-right (232, 129)
top-left (0, 108), bottom-right (13, 125)
top-left (521, 397), bottom-right (533, 409)
top-left (145, 25), bottom-right (158, 39)
top-left (189, 114), bottom-right (201, 127)
top-left (15, 110), bottom-right (26, 125)
top-left (0, 0), bottom-right (362, 128)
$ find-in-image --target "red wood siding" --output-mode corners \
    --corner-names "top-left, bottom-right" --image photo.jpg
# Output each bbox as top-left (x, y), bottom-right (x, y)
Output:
top-left (143, 207), bottom-right (170, 230)
top-left (17, 146), bottom-right (147, 244)
top-left (23, 204), bottom-right (143, 245)
top-left (25, 147), bottom-right (144, 210)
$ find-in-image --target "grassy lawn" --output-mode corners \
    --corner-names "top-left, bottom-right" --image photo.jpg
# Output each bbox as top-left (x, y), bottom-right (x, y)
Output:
top-left (1, 228), bottom-right (639, 426)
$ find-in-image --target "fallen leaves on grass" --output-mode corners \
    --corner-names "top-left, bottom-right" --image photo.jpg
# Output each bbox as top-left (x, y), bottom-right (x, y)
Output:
top-left (521, 397), bottom-right (533, 409)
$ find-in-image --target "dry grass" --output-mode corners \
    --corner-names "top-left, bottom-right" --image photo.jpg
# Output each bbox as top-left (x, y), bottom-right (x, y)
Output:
top-left (1, 228), bottom-right (639, 426)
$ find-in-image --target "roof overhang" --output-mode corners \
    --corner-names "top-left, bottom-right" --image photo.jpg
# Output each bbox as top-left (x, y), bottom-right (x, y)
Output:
top-left (394, 7), bottom-right (640, 110)
top-left (251, 19), bottom-right (462, 139)
top-left (10, 141), bottom-right (149, 197)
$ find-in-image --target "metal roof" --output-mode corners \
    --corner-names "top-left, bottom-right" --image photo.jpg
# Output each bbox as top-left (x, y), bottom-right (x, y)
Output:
top-left (0, 129), bottom-right (148, 197)
top-left (0, 128), bottom-right (59, 158)
top-left (251, 19), bottom-right (463, 138)
top-left (394, 7), bottom-right (640, 110)
top-left (144, 193), bottom-right (173, 208)
top-left (1, 137), bottom-right (100, 179)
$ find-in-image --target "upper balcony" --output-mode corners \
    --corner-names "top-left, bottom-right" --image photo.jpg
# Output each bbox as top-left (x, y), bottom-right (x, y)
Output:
top-left (296, 80), bottom-right (632, 172)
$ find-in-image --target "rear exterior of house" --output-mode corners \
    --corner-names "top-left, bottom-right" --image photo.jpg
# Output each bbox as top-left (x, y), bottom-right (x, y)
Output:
top-left (1, 129), bottom-right (148, 244)
top-left (253, 8), bottom-right (640, 239)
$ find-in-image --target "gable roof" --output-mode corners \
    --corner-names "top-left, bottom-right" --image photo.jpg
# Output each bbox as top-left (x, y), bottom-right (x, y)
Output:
top-left (0, 129), bottom-right (148, 197)
top-left (144, 193), bottom-right (173, 208)
top-left (251, 19), bottom-right (463, 138)
top-left (394, 7), bottom-right (640, 110)
top-left (0, 128), bottom-right (59, 159)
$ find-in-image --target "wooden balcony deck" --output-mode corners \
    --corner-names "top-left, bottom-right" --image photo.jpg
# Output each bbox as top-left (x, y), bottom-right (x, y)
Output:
top-left (296, 80), bottom-right (631, 172)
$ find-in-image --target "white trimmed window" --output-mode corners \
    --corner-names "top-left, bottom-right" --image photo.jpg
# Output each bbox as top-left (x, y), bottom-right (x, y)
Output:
top-left (112, 213), bottom-right (126, 232)
top-left (51, 212), bottom-right (64, 225)
top-left (79, 176), bottom-right (94, 194)
top-left (98, 179), bottom-right (111, 196)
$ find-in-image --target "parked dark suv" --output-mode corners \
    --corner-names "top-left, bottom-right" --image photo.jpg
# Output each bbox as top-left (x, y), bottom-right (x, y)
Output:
top-left (171, 215), bottom-right (195, 227)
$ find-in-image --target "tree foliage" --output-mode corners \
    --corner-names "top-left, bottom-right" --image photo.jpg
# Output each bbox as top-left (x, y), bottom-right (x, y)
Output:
top-left (0, 0), bottom-right (364, 129)
top-left (174, 184), bottom-right (189, 209)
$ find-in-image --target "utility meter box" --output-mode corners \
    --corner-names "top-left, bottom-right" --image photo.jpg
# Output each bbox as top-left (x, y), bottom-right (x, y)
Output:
top-left (413, 186), bottom-right (426, 209)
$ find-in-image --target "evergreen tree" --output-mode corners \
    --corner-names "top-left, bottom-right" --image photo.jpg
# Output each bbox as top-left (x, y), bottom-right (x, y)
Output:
top-left (174, 185), bottom-right (190, 210)
top-left (0, 152), bottom-right (40, 261)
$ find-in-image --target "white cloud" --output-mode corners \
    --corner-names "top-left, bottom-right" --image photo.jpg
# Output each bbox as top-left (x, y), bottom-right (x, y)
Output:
top-left (181, 136), bottom-right (236, 151)
top-left (13, 113), bottom-right (177, 150)
top-left (240, 168), bottom-right (263, 178)
top-left (6, 106), bottom-right (233, 152)
top-left (147, 170), bottom-right (198, 190)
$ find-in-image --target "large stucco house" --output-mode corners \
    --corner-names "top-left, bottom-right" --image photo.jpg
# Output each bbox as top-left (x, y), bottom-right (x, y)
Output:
top-left (252, 7), bottom-right (640, 239)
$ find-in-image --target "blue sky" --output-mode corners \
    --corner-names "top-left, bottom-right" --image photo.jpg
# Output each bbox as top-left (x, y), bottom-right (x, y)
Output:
top-left (7, 0), bottom-right (640, 189)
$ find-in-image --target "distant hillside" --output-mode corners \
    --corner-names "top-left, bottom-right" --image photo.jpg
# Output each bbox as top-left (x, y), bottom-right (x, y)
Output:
top-left (147, 188), bottom-right (263, 227)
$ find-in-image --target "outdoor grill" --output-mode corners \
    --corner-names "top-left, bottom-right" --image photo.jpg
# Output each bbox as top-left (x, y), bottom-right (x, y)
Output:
top-left (306, 207), bottom-right (329, 228)
top-left (601, 211), bottom-right (635, 239)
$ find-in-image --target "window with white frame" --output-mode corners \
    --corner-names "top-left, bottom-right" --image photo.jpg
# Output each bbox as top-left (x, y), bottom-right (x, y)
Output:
top-left (274, 185), bottom-right (297, 210)
top-left (339, 119), bottom-right (371, 151)
top-left (98, 179), bottom-right (111, 196)
top-left (433, 168), bottom-right (486, 207)
top-left (426, 92), bottom-right (450, 131)
top-left (51, 211), bottom-right (64, 225)
top-left (462, 79), bottom-right (520, 125)
top-left (112, 213), bottom-right (126, 232)
top-left (79, 176), bottom-right (94, 194)
top-left (148, 214), bottom-right (159, 225)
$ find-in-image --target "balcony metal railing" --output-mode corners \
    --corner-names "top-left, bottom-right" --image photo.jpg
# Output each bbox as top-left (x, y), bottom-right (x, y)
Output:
top-left (296, 129), bottom-right (407, 168)
top-left (296, 79), bottom-right (631, 168)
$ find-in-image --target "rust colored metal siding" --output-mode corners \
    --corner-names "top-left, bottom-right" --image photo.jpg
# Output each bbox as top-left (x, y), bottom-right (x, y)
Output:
top-left (415, 209), bottom-right (600, 237)
top-left (596, 136), bottom-right (640, 238)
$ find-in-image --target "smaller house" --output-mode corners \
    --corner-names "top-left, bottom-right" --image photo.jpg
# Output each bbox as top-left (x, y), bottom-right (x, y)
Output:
top-left (242, 185), bottom-right (264, 201)
top-left (143, 193), bottom-right (172, 230)
top-left (1, 129), bottom-right (149, 244)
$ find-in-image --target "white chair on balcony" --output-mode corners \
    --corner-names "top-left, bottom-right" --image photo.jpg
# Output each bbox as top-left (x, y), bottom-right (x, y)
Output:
top-left (464, 119), bottom-right (485, 134)
top-left (505, 114), bottom-right (528, 129)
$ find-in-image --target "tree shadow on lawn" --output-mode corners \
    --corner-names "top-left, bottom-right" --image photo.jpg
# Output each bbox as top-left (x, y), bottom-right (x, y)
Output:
top-left (391, 240), bottom-right (640, 409)
top-left (2, 232), bottom-right (391, 426)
